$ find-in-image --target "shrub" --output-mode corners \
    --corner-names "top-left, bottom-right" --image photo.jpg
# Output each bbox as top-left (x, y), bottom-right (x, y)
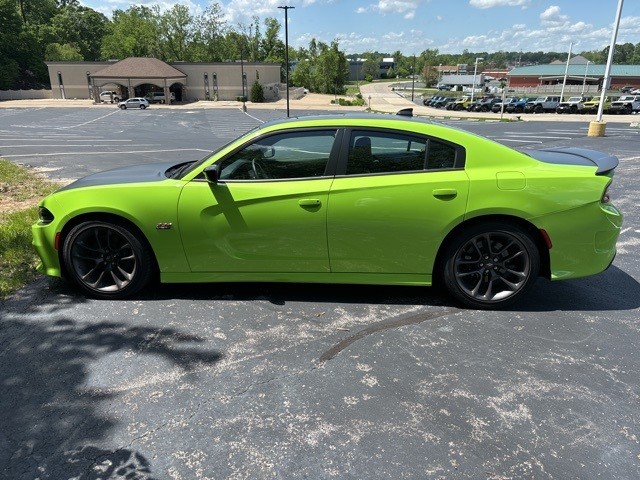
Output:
top-left (250, 81), bottom-right (264, 103)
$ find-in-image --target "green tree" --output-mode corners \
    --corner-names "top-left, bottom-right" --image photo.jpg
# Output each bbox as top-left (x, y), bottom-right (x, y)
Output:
top-left (158, 4), bottom-right (193, 61)
top-left (291, 59), bottom-right (312, 89)
top-left (101, 6), bottom-right (160, 60)
top-left (45, 5), bottom-right (108, 60)
top-left (362, 53), bottom-right (381, 80)
top-left (313, 40), bottom-right (349, 95)
top-left (44, 42), bottom-right (83, 60)
top-left (191, 3), bottom-right (226, 62)
top-left (261, 17), bottom-right (285, 63)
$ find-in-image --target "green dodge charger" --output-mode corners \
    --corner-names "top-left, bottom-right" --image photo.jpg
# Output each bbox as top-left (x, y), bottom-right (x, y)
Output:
top-left (32, 112), bottom-right (622, 309)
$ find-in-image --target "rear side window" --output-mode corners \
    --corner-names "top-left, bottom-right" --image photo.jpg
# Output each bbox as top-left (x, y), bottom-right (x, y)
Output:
top-left (345, 130), bottom-right (461, 175)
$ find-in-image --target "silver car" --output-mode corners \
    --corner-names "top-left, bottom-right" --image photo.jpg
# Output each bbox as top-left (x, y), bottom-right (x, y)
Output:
top-left (117, 97), bottom-right (150, 110)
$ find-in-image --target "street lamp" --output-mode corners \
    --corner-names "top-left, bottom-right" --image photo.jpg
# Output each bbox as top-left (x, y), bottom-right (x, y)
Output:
top-left (470, 57), bottom-right (483, 104)
top-left (581, 61), bottom-right (591, 95)
top-left (278, 5), bottom-right (295, 118)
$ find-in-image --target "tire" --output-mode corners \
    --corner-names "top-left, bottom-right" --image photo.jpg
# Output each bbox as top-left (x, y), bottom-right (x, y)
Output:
top-left (120, 105), bottom-right (126, 110)
top-left (570, 106), bottom-right (577, 114)
top-left (515, 106), bottom-right (523, 113)
top-left (140, 105), bottom-right (146, 109)
top-left (534, 105), bottom-right (543, 114)
top-left (624, 105), bottom-right (632, 115)
top-left (62, 220), bottom-right (154, 299)
top-left (441, 222), bottom-right (540, 309)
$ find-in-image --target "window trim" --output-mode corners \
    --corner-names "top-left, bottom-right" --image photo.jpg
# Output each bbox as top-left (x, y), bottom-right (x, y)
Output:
top-left (336, 127), bottom-right (466, 178)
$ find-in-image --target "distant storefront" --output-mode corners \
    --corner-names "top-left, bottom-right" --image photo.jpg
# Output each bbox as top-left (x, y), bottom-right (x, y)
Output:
top-left (46, 57), bottom-right (282, 102)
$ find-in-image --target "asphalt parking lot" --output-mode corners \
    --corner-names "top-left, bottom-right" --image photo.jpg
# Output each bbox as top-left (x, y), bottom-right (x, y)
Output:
top-left (1, 107), bottom-right (640, 479)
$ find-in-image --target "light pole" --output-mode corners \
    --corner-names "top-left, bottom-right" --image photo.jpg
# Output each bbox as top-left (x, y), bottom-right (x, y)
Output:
top-left (590, 0), bottom-right (624, 136)
top-left (411, 54), bottom-right (416, 102)
top-left (560, 42), bottom-right (573, 102)
top-left (470, 57), bottom-right (483, 104)
top-left (581, 61), bottom-right (591, 95)
top-left (278, 5), bottom-right (295, 118)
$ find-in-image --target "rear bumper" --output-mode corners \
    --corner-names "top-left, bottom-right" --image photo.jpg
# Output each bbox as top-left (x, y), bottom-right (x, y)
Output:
top-left (535, 202), bottom-right (622, 280)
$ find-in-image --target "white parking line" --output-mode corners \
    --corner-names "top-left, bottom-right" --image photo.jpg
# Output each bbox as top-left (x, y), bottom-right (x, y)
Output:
top-left (2, 148), bottom-right (210, 158)
top-left (493, 139), bottom-right (544, 143)
top-left (0, 144), bottom-right (155, 148)
top-left (55, 110), bottom-right (121, 129)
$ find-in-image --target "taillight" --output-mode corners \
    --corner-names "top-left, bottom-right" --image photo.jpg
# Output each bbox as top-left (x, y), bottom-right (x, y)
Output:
top-left (602, 183), bottom-right (612, 203)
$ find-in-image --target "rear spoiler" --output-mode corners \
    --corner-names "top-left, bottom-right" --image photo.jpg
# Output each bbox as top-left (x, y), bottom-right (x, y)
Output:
top-left (527, 147), bottom-right (619, 175)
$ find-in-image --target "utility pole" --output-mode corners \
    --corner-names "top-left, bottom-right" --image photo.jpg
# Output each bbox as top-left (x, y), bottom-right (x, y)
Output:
top-left (278, 5), bottom-right (295, 118)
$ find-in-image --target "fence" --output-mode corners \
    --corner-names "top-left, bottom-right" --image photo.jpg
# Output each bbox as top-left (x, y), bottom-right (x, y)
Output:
top-left (0, 89), bottom-right (53, 101)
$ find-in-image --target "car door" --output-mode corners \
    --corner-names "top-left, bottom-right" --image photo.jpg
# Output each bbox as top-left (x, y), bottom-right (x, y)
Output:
top-left (327, 129), bottom-right (469, 275)
top-left (177, 129), bottom-right (339, 273)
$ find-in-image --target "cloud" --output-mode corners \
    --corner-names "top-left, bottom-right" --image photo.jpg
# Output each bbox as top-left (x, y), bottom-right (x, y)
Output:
top-left (469, 0), bottom-right (529, 9)
top-left (540, 5), bottom-right (568, 24)
top-left (370, 0), bottom-right (431, 19)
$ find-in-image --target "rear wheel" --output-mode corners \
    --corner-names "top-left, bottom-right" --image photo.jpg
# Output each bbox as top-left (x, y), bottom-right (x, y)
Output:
top-left (441, 222), bottom-right (540, 309)
top-left (140, 105), bottom-right (146, 109)
top-left (62, 221), bottom-right (154, 299)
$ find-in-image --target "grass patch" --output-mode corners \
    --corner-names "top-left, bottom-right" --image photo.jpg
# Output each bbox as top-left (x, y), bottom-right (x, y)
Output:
top-left (0, 159), bottom-right (58, 299)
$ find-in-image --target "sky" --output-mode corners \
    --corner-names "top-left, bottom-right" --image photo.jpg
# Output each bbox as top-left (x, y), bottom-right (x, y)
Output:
top-left (80, 0), bottom-right (640, 55)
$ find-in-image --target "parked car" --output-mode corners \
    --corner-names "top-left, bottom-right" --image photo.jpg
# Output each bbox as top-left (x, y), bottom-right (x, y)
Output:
top-left (147, 91), bottom-right (176, 104)
top-left (608, 95), bottom-right (640, 114)
top-left (117, 97), bottom-right (150, 110)
top-left (99, 91), bottom-right (120, 103)
top-left (578, 96), bottom-right (616, 114)
top-left (491, 97), bottom-right (519, 113)
top-left (556, 96), bottom-right (592, 114)
top-left (32, 111), bottom-right (622, 309)
top-left (449, 96), bottom-right (472, 111)
top-left (505, 97), bottom-right (537, 114)
top-left (471, 97), bottom-right (500, 112)
top-left (422, 95), bottom-right (440, 106)
top-left (524, 96), bottom-right (561, 113)
top-left (432, 97), bottom-right (455, 109)
top-left (630, 88), bottom-right (640, 95)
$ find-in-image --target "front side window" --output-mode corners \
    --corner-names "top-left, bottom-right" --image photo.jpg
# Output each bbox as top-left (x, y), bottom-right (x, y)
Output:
top-left (218, 130), bottom-right (336, 180)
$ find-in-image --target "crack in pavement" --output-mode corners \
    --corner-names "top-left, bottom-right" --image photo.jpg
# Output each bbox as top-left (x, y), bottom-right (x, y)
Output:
top-left (319, 307), bottom-right (461, 363)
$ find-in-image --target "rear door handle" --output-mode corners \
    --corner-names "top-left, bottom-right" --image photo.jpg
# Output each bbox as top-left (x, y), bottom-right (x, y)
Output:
top-left (298, 198), bottom-right (321, 207)
top-left (432, 188), bottom-right (458, 199)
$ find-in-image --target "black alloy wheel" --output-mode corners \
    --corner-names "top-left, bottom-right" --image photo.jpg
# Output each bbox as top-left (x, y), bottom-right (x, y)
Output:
top-left (441, 222), bottom-right (540, 309)
top-left (62, 221), bottom-right (154, 299)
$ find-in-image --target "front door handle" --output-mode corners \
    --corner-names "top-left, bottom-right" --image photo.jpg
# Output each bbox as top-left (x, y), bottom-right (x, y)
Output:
top-left (432, 188), bottom-right (458, 199)
top-left (298, 198), bottom-right (321, 207)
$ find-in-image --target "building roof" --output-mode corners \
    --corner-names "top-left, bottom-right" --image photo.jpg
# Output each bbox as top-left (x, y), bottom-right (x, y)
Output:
top-left (90, 57), bottom-right (187, 79)
top-left (508, 64), bottom-right (640, 77)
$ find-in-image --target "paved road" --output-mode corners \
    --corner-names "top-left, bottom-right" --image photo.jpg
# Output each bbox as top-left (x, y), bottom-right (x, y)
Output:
top-left (1, 107), bottom-right (640, 479)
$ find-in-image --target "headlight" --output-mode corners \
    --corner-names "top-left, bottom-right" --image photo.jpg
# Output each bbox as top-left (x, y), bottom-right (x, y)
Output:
top-left (38, 206), bottom-right (54, 224)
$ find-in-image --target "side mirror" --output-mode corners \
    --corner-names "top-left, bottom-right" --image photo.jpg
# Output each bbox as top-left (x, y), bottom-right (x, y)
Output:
top-left (203, 164), bottom-right (220, 183)
top-left (262, 146), bottom-right (275, 159)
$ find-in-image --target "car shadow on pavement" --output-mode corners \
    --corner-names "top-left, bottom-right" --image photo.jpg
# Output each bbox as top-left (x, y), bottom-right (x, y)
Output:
top-left (0, 282), bottom-right (223, 479)
top-left (138, 265), bottom-right (639, 313)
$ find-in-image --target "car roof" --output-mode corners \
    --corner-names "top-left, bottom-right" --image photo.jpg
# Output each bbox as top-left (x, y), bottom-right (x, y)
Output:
top-left (258, 113), bottom-right (438, 131)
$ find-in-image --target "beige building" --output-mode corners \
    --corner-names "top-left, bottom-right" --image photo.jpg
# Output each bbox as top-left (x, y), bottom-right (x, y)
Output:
top-left (45, 57), bottom-right (283, 103)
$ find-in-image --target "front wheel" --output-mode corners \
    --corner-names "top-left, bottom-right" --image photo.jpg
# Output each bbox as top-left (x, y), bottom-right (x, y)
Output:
top-left (441, 222), bottom-right (540, 309)
top-left (119, 105), bottom-right (126, 110)
top-left (62, 221), bottom-right (154, 299)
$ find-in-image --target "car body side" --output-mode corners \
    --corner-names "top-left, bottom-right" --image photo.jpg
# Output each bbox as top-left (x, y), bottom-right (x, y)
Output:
top-left (32, 117), bottom-right (621, 288)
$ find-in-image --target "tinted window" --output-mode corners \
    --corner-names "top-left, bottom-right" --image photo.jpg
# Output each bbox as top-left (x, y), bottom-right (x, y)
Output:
top-left (427, 140), bottom-right (457, 170)
top-left (347, 131), bottom-right (426, 175)
top-left (345, 131), bottom-right (459, 175)
top-left (219, 130), bottom-right (336, 180)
